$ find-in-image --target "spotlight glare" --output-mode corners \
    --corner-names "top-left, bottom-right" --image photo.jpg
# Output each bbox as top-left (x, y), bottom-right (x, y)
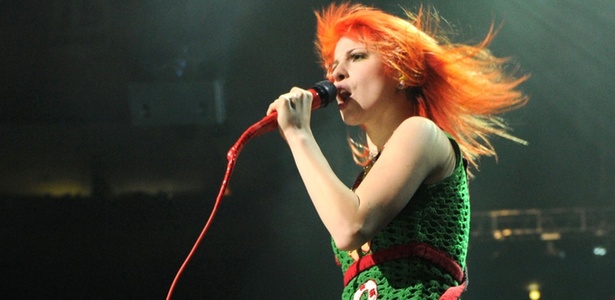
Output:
top-left (529, 290), bottom-right (541, 300)
top-left (593, 246), bottom-right (607, 256)
top-left (528, 283), bottom-right (541, 300)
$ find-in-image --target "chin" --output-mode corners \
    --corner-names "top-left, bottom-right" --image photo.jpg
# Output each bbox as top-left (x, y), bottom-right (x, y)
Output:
top-left (338, 104), bottom-right (363, 126)
top-left (340, 115), bottom-right (360, 126)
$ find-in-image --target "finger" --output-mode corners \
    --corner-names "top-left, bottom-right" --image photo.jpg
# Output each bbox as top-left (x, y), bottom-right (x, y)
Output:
top-left (286, 94), bottom-right (296, 110)
top-left (277, 93), bottom-right (296, 110)
top-left (289, 88), bottom-right (312, 109)
top-left (266, 98), bottom-right (282, 115)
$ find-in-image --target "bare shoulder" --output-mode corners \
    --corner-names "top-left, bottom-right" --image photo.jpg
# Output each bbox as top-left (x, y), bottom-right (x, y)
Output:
top-left (387, 116), bottom-right (455, 183)
top-left (391, 116), bottom-right (441, 144)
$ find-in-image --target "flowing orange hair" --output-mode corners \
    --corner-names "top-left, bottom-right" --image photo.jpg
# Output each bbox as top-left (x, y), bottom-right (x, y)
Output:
top-left (314, 3), bottom-right (529, 173)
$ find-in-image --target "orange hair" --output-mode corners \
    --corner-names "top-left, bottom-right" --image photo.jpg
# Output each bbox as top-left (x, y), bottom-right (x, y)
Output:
top-left (314, 3), bottom-right (529, 173)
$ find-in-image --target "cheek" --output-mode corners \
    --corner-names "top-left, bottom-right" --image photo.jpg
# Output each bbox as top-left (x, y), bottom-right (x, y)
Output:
top-left (363, 74), bottom-right (394, 99)
top-left (366, 63), bottom-right (394, 89)
top-left (353, 61), bottom-right (395, 103)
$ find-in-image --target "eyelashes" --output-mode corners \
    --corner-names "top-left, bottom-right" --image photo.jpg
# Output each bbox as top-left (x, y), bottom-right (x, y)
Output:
top-left (350, 52), bottom-right (368, 61)
top-left (329, 50), bottom-right (369, 74)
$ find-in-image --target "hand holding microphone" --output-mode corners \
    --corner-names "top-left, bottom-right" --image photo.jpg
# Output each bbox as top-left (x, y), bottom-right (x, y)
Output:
top-left (267, 82), bottom-right (335, 137)
top-left (227, 80), bottom-right (336, 160)
top-left (247, 80), bottom-right (337, 137)
top-left (267, 88), bottom-right (314, 134)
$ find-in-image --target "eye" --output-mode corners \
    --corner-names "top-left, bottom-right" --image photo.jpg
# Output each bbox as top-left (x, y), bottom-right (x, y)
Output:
top-left (350, 52), bottom-right (367, 61)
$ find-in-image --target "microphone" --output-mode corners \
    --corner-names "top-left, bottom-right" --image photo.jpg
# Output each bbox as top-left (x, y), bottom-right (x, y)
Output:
top-left (309, 79), bottom-right (338, 110)
top-left (246, 80), bottom-right (337, 137)
top-left (227, 80), bottom-right (337, 160)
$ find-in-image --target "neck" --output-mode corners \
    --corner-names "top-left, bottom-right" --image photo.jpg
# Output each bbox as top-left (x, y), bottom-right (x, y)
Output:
top-left (364, 98), bottom-right (415, 151)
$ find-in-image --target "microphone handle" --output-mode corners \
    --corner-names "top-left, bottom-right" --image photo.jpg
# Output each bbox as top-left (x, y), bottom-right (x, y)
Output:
top-left (227, 89), bottom-right (323, 161)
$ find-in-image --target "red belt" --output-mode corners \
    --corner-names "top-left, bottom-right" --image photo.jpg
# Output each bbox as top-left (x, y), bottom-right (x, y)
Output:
top-left (342, 242), bottom-right (465, 290)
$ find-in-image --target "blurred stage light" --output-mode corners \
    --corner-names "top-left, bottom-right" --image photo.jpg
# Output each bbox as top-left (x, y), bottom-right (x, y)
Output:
top-left (529, 289), bottom-right (541, 300)
top-left (32, 180), bottom-right (89, 197)
top-left (540, 232), bottom-right (561, 241)
top-left (493, 228), bottom-right (513, 240)
top-left (593, 246), bottom-right (607, 256)
top-left (528, 283), bottom-right (541, 300)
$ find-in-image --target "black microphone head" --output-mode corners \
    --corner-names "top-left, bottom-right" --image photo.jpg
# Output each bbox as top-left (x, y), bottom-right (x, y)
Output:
top-left (312, 80), bottom-right (337, 108)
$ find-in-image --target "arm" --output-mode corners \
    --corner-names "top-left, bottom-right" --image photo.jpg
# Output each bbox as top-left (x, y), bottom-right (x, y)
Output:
top-left (268, 88), bottom-right (455, 250)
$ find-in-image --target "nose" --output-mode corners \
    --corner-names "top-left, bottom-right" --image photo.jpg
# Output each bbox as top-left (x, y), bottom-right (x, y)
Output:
top-left (331, 64), bottom-right (348, 82)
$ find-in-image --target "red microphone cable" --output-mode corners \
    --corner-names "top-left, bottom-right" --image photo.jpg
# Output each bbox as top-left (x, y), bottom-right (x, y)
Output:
top-left (165, 81), bottom-right (336, 300)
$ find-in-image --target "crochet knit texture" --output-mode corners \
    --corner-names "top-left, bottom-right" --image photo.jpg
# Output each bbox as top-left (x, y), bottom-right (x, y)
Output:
top-left (333, 138), bottom-right (470, 300)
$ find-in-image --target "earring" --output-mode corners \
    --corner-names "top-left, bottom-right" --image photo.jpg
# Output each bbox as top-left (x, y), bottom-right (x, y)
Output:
top-left (397, 81), bottom-right (406, 90)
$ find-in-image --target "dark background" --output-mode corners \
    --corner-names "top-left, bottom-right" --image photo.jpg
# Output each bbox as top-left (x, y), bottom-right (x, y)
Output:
top-left (1, 0), bottom-right (614, 299)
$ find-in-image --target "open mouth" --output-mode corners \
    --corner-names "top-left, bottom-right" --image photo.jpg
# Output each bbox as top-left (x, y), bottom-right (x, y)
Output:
top-left (338, 88), bottom-right (351, 103)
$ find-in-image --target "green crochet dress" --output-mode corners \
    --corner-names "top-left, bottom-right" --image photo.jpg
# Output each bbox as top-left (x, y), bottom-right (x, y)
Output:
top-left (333, 138), bottom-right (470, 300)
